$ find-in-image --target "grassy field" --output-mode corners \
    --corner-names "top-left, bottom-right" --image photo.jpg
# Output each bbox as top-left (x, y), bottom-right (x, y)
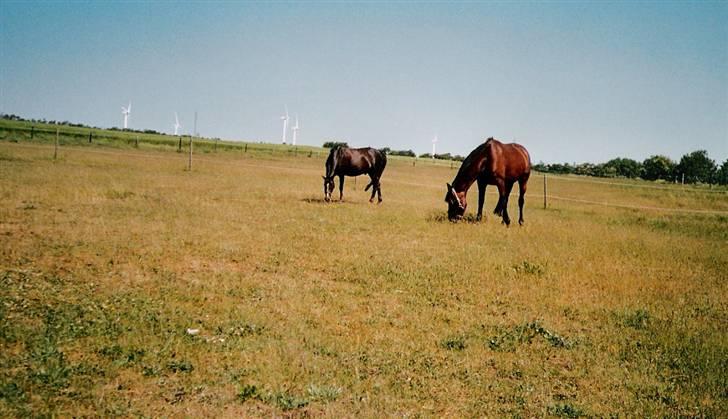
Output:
top-left (1, 137), bottom-right (726, 417)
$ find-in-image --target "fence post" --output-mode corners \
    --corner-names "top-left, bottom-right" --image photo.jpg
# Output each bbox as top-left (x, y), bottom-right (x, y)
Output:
top-left (178, 137), bottom-right (182, 152)
top-left (244, 143), bottom-right (248, 153)
top-left (188, 136), bottom-right (193, 171)
top-left (308, 150), bottom-right (312, 158)
top-left (543, 173), bottom-right (547, 209)
top-left (31, 126), bottom-right (34, 139)
top-left (89, 131), bottom-right (93, 143)
top-left (54, 127), bottom-right (59, 160)
top-left (214, 138), bottom-right (218, 152)
top-left (135, 136), bottom-right (139, 148)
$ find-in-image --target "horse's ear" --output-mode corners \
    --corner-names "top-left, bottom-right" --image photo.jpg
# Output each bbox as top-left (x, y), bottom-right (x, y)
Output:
top-left (446, 183), bottom-right (452, 191)
top-left (322, 176), bottom-right (326, 180)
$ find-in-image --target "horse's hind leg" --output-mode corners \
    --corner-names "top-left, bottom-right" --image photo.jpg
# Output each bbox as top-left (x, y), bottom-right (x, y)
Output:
top-left (376, 178), bottom-right (382, 204)
top-left (338, 175), bottom-right (345, 201)
top-left (493, 179), bottom-right (506, 217)
top-left (494, 180), bottom-right (514, 226)
top-left (518, 178), bottom-right (528, 226)
top-left (368, 175), bottom-right (377, 203)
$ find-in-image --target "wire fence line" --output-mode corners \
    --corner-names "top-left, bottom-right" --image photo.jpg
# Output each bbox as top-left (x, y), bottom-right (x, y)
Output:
top-left (3, 141), bottom-right (727, 216)
top-left (541, 172), bottom-right (727, 194)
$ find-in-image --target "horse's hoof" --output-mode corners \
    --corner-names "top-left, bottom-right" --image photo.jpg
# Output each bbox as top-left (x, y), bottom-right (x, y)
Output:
top-left (519, 220), bottom-right (524, 226)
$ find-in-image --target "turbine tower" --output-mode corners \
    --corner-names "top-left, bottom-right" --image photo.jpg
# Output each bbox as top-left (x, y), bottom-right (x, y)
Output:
top-left (280, 105), bottom-right (289, 144)
top-left (291, 114), bottom-right (300, 146)
top-left (121, 102), bottom-right (131, 129)
top-left (173, 113), bottom-right (181, 135)
top-left (432, 135), bottom-right (438, 159)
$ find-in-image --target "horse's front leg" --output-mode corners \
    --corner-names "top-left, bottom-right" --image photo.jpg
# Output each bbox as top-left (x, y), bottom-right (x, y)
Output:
top-left (476, 176), bottom-right (486, 222)
top-left (339, 175), bottom-right (345, 201)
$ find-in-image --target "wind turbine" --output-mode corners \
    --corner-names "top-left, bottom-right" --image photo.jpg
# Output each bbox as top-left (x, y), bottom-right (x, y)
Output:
top-left (280, 105), bottom-right (289, 144)
top-left (121, 102), bottom-right (131, 129)
top-left (291, 114), bottom-right (300, 146)
top-left (432, 135), bottom-right (438, 159)
top-left (173, 113), bottom-right (181, 135)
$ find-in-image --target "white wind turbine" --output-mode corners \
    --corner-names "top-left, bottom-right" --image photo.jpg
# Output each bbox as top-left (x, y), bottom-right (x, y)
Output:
top-left (280, 105), bottom-right (289, 144)
top-left (121, 102), bottom-right (131, 129)
top-left (173, 113), bottom-right (181, 135)
top-left (291, 114), bottom-right (300, 146)
top-left (432, 135), bottom-right (438, 159)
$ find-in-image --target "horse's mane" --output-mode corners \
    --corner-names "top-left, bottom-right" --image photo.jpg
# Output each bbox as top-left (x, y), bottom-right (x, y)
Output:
top-left (325, 146), bottom-right (343, 177)
top-left (449, 138), bottom-right (498, 193)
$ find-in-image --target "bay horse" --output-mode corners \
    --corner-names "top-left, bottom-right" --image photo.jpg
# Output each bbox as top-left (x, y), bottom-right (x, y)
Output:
top-left (323, 146), bottom-right (387, 203)
top-left (445, 138), bottom-right (531, 226)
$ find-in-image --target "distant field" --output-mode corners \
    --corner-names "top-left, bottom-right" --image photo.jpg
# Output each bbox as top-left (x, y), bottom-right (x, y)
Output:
top-left (0, 134), bottom-right (726, 416)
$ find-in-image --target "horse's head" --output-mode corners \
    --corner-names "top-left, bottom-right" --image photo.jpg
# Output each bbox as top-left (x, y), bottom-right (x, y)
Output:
top-left (445, 183), bottom-right (466, 221)
top-left (322, 176), bottom-right (335, 202)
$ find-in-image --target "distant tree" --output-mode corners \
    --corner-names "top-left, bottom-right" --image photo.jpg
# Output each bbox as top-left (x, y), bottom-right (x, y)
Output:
top-left (322, 141), bottom-right (348, 148)
top-left (419, 153), bottom-right (432, 159)
top-left (532, 162), bottom-right (548, 172)
top-left (605, 157), bottom-right (642, 178)
top-left (641, 155), bottom-right (676, 181)
top-left (434, 152), bottom-right (453, 160)
top-left (380, 147), bottom-right (391, 154)
top-left (452, 155), bottom-right (465, 162)
top-left (548, 163), bottom-right (574, 175)
top-left (574, 163), bottom-right (596, 176)
top-left (716, 159), bottom-right (728, 185)
top-left (676, 150), bottom-right (716, 183)
top-left (390, 149), bottom-right (416, 157)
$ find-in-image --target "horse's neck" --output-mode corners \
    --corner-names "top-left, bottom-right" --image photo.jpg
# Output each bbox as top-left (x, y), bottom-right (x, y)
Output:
top-left (453, 157), bottom-right (483, 193)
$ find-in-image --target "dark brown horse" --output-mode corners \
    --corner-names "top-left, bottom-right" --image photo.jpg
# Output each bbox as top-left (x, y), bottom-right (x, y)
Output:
top-left (323, 146), bottom-right (387, 203)
top-left (445, 138), bottom-right (531, 225)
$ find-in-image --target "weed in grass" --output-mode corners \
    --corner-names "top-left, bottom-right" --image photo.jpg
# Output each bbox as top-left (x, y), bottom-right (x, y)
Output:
top-left (237, 384), bottom-right (259, 403)
top-left (621, 308), bottom-right (651, 330)
top-left (488, 322), bottom-right (573, 351)
top-left (106, 190), bottom-right (135, 199)
top-left (441, 335), bottom-right (467, 351)
top-left (548, 403), bottom-right (586, 418)
top-left (307, 383), bottom-right (342, 402)
top-left (166, 360), bottom-right (194, 374)
top-left (513, 260), bottom-right (546, 276)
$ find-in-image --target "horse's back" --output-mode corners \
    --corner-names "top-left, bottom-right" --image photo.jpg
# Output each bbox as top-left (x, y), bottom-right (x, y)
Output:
top-left (486, 139), bottom-right (531, 181)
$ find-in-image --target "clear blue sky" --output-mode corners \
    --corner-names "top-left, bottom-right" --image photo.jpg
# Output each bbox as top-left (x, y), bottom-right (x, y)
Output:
top-left (1, 1), bottom-right (726, 163)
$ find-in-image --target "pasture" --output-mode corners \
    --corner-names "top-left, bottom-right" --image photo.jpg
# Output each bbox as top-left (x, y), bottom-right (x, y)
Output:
top-left (1, 138), bottom-right (726, 417)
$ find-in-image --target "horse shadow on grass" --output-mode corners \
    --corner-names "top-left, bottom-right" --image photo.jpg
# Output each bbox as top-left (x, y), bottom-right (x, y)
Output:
top-left (427, 212), bottom-right (481, 224)
top-left (302, 197), bottom-right (362, 205)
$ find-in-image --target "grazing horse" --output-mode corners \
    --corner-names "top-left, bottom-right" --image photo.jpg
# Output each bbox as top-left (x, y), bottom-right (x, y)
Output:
top-left (323, 146), bottom-right (387, 203)
top-left (445, 138), bottom-right (531, 226)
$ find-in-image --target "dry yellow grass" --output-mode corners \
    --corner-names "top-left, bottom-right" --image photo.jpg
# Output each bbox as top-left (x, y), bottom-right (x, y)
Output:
top-left (1, 141), bottom-right (726, 417)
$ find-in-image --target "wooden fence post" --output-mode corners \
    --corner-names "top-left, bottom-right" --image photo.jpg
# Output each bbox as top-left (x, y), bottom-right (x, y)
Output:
top-left (89, 131), bottom-right (93, 143)
top-left (244, 143), bottom-right (248, 153)
top-left (31, 126), bottom-right (34, 139)
top-left (135, 136), bottom-right (139, 148)
top-left (54, 127), bottom-right (59, 160)
top-left (543, 173), bottom-right (547, 209)
top-left (188, 136), bottom-right (193, 171)
top-left (178, 137), bottom-right (182, 152)
top-left (214, 138), bottom-right (218, 152)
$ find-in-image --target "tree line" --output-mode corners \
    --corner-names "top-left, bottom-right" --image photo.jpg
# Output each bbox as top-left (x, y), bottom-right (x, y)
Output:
top-left (533, 151), bottom-right (728, 185)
